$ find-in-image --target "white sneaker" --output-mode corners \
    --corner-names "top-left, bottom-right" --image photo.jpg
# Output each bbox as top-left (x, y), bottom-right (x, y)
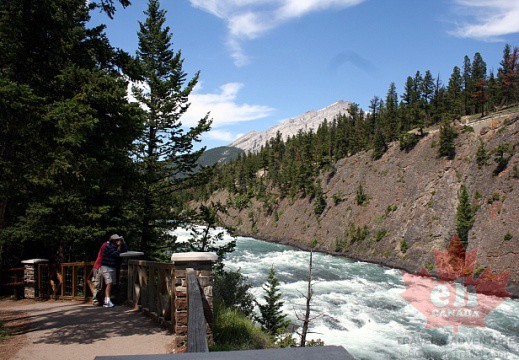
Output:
top-left (103, 299), bottom-right (115, 308)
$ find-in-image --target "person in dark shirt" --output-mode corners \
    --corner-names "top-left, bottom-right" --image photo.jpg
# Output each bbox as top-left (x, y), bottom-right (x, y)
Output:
top-left (100, 234), bottom-right (127, 307)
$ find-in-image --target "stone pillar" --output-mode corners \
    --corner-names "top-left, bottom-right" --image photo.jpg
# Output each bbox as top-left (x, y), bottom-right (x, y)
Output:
top-left (117, 251), bottom-right (144, 304)
top-left (21, 259), bottom-right (48, 299)
top-left (171, 252), bottom-right (217, 353)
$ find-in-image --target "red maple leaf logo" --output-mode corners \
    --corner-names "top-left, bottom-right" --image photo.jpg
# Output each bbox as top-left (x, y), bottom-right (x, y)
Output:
top-left (401, 235), bottom-right (510, 333)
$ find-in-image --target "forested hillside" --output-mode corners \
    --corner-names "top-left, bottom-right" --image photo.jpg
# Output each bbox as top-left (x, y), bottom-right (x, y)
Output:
top-left (187, 45), bottom-right (519, 296)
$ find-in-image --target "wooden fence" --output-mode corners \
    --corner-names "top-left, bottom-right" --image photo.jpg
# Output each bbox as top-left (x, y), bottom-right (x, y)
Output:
top-left (38, 262), bottom-right (94, 300)
top-left (127, 260), bottom-right (175, 329)
top-left (0, 267), bottom-right (25, 297)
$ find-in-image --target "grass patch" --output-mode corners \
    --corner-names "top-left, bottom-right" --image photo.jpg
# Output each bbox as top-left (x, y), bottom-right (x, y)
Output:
top-left (211, 305), bottom-right (274, 351)
top-left (0, 321), bottom-right (9, 340)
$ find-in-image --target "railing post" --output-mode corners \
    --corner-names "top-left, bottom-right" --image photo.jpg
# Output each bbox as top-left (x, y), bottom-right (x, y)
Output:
top-left (21, 259), bottom-right (48, 299)
top-left (118, 251), bottom-right (144, 305)
top-left (171, 252), bottom-right (217, 353)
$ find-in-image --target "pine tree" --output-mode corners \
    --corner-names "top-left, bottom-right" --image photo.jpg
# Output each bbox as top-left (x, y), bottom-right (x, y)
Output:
top-left (133, 0), bottom-right (210, 257)
top-left (0, 0), bottom-right (142, 264)
top-left (498, 45), bottom-right (519, 106)
top-left (313, 184), bottom-right (327, 215)
top-left (256, 266), bottom-right (290, 336)
top-left (456, 185), bottom-right (475, 249)
top-left (462, 55), bottom-right (473, 115)
top-left (471, 53), bottom-right (487, 115)
top-left (438, 121), bottom-right (457, 160)
top-left (476, 140), bottom-right (488, 168)
top-left (447, 66), bottom-right (463, 119)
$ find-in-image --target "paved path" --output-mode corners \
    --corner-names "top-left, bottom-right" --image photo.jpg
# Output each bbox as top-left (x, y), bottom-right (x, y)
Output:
top-left (0, 299), bottom-right (174, 360)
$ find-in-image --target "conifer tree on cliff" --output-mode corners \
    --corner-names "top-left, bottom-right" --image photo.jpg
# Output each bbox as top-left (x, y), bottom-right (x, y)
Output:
top-left (133, 0), bottom-right (210, 257)
top-left (456, 185), bottom-right (475, 249)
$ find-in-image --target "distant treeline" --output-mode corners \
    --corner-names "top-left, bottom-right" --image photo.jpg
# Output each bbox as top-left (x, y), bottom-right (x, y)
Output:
top-left (190, 45), bottom-right (518, 201)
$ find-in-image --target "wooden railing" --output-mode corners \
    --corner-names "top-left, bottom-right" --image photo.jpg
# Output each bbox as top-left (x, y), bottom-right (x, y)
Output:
top-left (1, 267), bottom-right (25, 297)
top-left (186, 268), bottom-right (209, 353)
top-left (38, 262), bottom-right (94, 300)
top-left (127, 260), bottom-right (175, 328)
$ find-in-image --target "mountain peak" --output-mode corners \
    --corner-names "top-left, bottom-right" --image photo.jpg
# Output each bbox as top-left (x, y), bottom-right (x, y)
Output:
top-left (229, 100), bottom-right (352, 153)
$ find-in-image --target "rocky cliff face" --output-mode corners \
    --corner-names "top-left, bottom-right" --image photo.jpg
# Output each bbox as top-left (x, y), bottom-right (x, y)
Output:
top-left (229, 100), bottom-right (351, 153)
top-left (211, 111), bottom-right (519, 297)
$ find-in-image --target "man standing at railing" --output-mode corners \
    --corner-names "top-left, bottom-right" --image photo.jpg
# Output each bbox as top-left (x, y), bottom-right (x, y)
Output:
top-left (99, 234), bottom-right (127, 307)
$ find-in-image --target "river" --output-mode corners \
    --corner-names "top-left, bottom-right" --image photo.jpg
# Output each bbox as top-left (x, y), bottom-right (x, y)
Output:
top-left (172, 227), bottom-right (519, 360)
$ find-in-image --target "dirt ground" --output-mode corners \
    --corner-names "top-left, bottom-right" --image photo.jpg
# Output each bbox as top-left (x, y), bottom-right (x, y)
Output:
top-left (0, 297), bottom-right (175, 360)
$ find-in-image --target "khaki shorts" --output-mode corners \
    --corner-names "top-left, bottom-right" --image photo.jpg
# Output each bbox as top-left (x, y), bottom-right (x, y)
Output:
top-left (100, 266), bottom-right (117, 285)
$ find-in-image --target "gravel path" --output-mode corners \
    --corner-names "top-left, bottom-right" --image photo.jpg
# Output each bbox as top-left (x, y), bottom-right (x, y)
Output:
top-left (0, 299), bottom-right (174, 360)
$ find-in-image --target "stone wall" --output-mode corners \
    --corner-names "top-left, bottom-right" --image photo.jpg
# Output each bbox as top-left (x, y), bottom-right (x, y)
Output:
top-left (171, 253), bottom-right (217, 353)
top-left (21, 259), bottom-right (48, 299)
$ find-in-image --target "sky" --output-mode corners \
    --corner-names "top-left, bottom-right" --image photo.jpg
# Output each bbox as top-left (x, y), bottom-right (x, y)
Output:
top-left (90, 0), bottom-right (519, 150)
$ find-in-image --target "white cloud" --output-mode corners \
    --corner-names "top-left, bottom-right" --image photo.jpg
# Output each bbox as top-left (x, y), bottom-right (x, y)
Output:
top-left (205, 129), bottom-right (240, 142)
top-left (183, 82), bottom-right (275, 128)
top-left (190, 0), bottom-right (367, 66)
top-left (451, 0), bottom-right (519, 40)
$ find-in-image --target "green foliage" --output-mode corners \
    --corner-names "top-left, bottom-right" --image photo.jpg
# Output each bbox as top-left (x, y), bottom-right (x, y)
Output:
top-left (400, 239), bottom-right (408, 254)
top-left (212, 304), bottom-right (273, 351)
top-left (438, 121), bottom-right (457, 159)
top-left (332, 192), bottom-right (345, 205)
top-left (182, 202), bottom-right (236, 271)
top-left (375, 230), bottom-right (388, 242)
top-left (132, 0), bottom-right (210, 257)
top-left (504, 232), bottom-right (513, 241)
top-left (456, 185), bottom-right (475, 249)
top-left (399, 133), bottom-right (420, 152)
top-left (0, 321), bottom-right (9, 339)
top-left (461, 125), bottom-right (474, 133)
top-left (476, 141), bottom-right (489, 168)
top-left (313, 185), bottom-right (327, 215)
top-left (355, 184), bottom-right (368, 206)
top-left (256, 266), bottom-right (290, 336)
top-left (348, 223), bottom-right (369, 244)
top-left (306, 339), bottom-right (325, 347)
top-left (372, 130), bottom-right (387, 160)
top-left (513, 165), bottom-right (519, 179)
top-left (492, 144), bottom-right (512, 176)
top-left (0, 0), bottom-right (143, 265)
top-left (214, 269), bottom-right (255, 318)
top-left (385, 204), bottom-right (398, 216)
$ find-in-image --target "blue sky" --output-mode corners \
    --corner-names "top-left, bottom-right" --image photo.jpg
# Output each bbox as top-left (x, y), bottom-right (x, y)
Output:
top-left (91, 0), bottom-right (519, 149)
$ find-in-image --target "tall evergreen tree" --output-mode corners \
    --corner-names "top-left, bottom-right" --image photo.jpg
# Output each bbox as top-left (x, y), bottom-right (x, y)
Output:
top-left (0, 0), bottom-right (142, 265)
top-left (462, 55), bottom-right (473, 115)
top-left (456, 185), bottom-right (475, 249)
top-left (471, 52), bottom-right (487, 115)
top-left (498, 45), bottom-right (519, 106)
top-left (256, 266), bottom-right (290, 336)
top-left (447, 66), bottom-right (463, 119)
top-left (438, 121), bottom-right (457, 160)
top-left (132, 0), bottom-right (210, 257)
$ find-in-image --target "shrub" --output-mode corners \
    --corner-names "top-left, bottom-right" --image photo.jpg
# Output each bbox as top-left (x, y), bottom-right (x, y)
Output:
top-left (375, 230), bottom-right (388, 242)
top-left (399, 133), bottom-right (420, 153)
top-left (355, 184), bottom-right (368, 205)
top-left (400, 239), bottom-right (408, 254)
top-left (214, 270), bottom-right (255, 317)
top-left (504, 233), bottom-right (513, 241)
top-left (211, 305), bottom-right (274, 351)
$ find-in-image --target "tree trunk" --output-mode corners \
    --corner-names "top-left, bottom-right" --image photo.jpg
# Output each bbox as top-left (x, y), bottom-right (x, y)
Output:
top-left (300, 250), bottom-right (313, 347)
